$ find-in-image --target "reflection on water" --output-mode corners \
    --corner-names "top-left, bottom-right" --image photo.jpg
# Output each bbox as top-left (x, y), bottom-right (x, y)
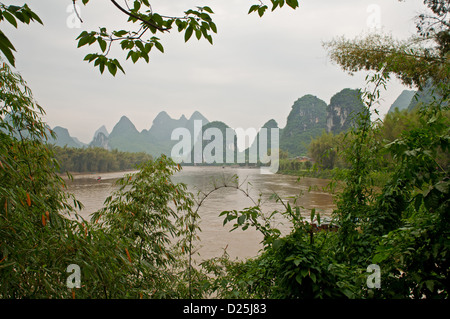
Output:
top-left (64, 166), bottom-right (335, 260)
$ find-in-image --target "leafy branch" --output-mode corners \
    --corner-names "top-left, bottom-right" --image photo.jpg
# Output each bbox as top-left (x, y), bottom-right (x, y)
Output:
top-left (249, 0), bottom-right (299, 17)
top-left (76, 1), bottom-right (218, 76)
top-left (109, 0), bottom-right (169, 33)
top-left (0, 3), bottom-right (43, 66)
top-left (75, 0), bottom-right (301, 75)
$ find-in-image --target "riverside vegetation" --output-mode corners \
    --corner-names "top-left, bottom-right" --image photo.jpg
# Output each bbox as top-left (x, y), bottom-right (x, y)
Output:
top-left (1, 0), bottom-right (449, 298)
top-left (51, 146), bottom-right (152, 173)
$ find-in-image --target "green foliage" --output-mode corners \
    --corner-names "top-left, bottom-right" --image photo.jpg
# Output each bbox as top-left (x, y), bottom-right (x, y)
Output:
top-left (77, 1), bottom-right (218, 75)
top-left (280, 95), bottom-right (328, 157)
top-left (329, 73), bottom-right (386, 266)
top-left (208, 72), bottom-right (449, 299)
top-left (324, 33), bottom-right (449, 90)
top-left (278, 158), bottom-right (314, 175)
top-left (327, 88), bottom-right (366, 134)
top-left (279, 90), bottom-right (365, 158)
top-left (214, 196), bottom-right (363, 298)
top-left (0, 3), bottom-right (42, 66)
top-left (51, 146), bottom-right (152, 173)
top-left (74, 1), bottom-right (302, 75)
top-left (249, 0), bottom-right (299, 17)
top-left (407, 80), bottom-right (447, 111)
top-left (324, 0), bottom-right (449, 90)
top-left (90, 155), bottom-right (200, 298)
top-left (303, 94), bottom-right (449, 175)
top-left (2, 0), bottom-right (450, 300)
top-left (379, 107), bottom-right (422, 142)
top-left (0, 58), bottom-right (202, 298)
top-left (307, 131), bottom-right (341, 170)
top-left (367, 85), bottom-right (450, 298)
top-left (0, 59), bottom-right (85, 298)
top-left (265, 229), bottom-right (358, 299)
top-left (416, 0), bottom-right (449, 57)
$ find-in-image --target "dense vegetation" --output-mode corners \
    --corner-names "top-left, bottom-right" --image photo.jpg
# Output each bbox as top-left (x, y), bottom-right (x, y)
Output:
top-left (326, 88), bottom-right (365, 134)
top-left (1, 0), bottom-right (449, 300)
top-left (278, 106), bottom-right (450, 177)
top-left (279, 95), bottom-right (328, 157)
top-left (51, 146), bottom-right (152, 173)
top-left (215, 77), bottom-right (449, 298)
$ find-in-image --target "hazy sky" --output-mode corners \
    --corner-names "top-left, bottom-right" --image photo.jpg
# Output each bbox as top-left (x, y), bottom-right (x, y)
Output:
top-left (6, 0), bottom-right (426, 143)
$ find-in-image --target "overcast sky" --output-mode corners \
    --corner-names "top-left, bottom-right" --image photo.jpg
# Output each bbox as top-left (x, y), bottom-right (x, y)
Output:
top-left (6, 0), bottom-right (426, 143)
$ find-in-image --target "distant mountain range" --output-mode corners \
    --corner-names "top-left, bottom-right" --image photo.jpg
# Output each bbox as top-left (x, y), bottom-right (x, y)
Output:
top-left (47, 86), bottom-right (433, 158)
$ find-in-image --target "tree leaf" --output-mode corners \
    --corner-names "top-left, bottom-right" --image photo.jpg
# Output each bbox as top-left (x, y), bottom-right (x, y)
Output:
top-left (0, 30), bottom-right (16, 66)
top-left (28, 9), bottom-right (43, 25)
top-left (135, 40), bottom-right (145, 52)
top-left (435, 181), bottom-right (449, 194)
top-left (98, 38), bottom-right (107, 52)
top-left (77, 35), bottom-right (91, 48)
top-left (99, 62), bottom-right (105, 74)
top-left (248, 5), bottom-right (260, 14)
top-left (202, 6), bottom-right (214, 14)
top-left (154, 41), bottom-right (164, 53)
top-left (195, 29), bottom-right (202, 40)
top-left (286, 0), bottom-right (299, 9)
top-left (237, 214), bottom-right (246, 226)
top-left (2, 11), bottom-right (18, 28)
top-left (425, 280), bottom-right (434, 292)
top-left (310, 272), bottom-right (317, 283)
top-left (258, 6), bottom-right (267, 17)
top-left (295, 273), bottom-right (303, 284)
top-left (184, 25), bottom-right (193, 42)
top-left (107, 61), bottom-right (117, 76)
top-left (210, 22), bottom-right (217, 33)
top-left (112, 59), bottom-right (125, 74)
top-left (131, 51), bottom-right (140, 63)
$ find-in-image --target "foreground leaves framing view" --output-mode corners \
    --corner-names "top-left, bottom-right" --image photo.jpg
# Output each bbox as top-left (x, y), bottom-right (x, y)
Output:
top-left (1, 0), bottom-right (449, 298)
top-left (1, 60), bottom-right (449, 298)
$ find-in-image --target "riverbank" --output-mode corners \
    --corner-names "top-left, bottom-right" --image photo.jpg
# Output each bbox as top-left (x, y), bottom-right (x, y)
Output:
top-left (58, 168), bottom-right (138, 178)
top-left (277, 167), bottom-right (390, 188)
top-left (277, 168), bottom-right (335, 179)
top-left (58, 164), bottom-right (263, 177)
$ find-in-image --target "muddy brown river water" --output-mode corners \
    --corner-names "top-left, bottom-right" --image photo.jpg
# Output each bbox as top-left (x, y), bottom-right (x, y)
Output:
top-left (64, 166), bottom-right (336, 261)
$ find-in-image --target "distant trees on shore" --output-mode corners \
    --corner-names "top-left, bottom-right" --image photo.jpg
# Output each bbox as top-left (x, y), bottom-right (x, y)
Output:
top-left (51, 146), bottom-right (152, 173)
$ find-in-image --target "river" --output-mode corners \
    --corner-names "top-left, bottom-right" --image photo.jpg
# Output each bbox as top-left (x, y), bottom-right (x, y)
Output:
top-left (64, 166), bottom-right (335, 261)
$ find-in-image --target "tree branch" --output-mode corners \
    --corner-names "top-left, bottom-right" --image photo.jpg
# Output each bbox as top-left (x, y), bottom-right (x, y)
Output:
top-left (72, 0), bottom-right (83, 23)
top-left (110, 0), bottom-right (170, 32)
